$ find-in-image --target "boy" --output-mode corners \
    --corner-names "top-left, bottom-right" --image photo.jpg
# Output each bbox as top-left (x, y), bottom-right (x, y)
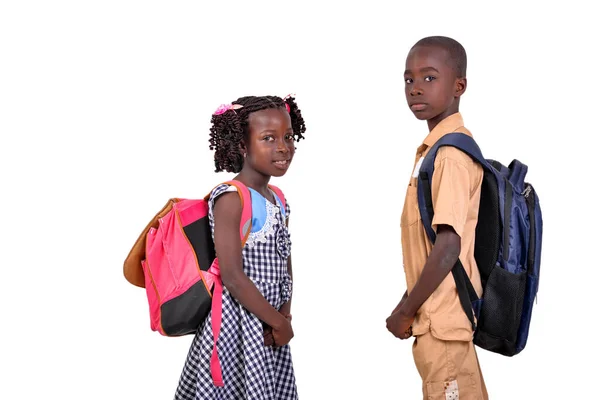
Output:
top-left (386, 36), bottom-right (489, 399)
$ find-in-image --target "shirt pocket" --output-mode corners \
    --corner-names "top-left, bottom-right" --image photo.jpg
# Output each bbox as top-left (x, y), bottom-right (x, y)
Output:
top-left (401, 183), bottom-right (421, 227)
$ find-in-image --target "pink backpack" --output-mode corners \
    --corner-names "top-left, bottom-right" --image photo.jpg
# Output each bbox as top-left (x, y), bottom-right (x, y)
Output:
top-left (123, 180), bottom-right (286, 387)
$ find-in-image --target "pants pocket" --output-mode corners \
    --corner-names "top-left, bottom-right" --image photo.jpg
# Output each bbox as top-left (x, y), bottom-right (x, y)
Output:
top-left (426, 374), bottom-right (479, 400)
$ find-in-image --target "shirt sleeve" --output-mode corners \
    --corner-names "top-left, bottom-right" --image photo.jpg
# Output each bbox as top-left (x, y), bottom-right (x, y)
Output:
top-left (208, 184), bottom-right (237, 214)
top-left (430, 155), bottom-right (471, 238)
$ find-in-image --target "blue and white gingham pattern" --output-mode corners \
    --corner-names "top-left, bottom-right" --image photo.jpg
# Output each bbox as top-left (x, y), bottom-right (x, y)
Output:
top-left (174, 184), bottom-right (297, 400)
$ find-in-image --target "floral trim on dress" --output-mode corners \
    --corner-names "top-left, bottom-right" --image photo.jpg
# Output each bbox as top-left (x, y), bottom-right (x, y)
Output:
top-left (246, 201), bottom-right (279, 248)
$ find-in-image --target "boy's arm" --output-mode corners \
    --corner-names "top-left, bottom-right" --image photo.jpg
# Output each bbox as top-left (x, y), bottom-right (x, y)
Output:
top-left (387, 150), bottom-right (473, 338)
top-left (390, 290), bottom-right (408, 315)
top-left (400, 224), bottom-right (461, 316)
top-left (386, 226), bottom-right (460, 338)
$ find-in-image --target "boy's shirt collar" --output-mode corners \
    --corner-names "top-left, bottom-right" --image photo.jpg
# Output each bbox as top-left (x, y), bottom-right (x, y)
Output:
top-left (421, 112), bottom-right (472, 150)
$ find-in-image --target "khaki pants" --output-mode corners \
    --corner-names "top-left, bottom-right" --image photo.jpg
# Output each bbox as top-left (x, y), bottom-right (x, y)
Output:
top-left (412, 332), bottom-right (488, 400)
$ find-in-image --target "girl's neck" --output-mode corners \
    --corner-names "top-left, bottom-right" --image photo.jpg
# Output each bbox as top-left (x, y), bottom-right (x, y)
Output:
top-left (236, 168), bottom-right (271, 195)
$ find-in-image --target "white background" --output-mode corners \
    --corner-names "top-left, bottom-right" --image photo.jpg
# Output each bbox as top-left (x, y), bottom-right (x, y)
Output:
top-left (1, 1), bottom-right (597, 399)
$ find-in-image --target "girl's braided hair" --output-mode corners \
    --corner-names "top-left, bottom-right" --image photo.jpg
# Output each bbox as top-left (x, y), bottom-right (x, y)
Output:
top-left (209, 95), bottom-right (306, 173)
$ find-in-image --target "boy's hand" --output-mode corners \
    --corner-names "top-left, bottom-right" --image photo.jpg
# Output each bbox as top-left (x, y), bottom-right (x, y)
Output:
top-left (386, 308), bottom-right (414, 339)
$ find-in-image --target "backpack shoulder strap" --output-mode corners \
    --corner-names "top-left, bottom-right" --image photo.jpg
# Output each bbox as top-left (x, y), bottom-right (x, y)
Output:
top-left (220, 180), bottom-right (253, 247)
top-left (416, 132), bottom-right (487, 332)
top-left (267, 184), bottom-right (287, 212)
top-left (423, 132), bottom-right (488, 170)
top-left (417, 132), bottom-right (489, 244)
top-left (205, 180), bottom-right (252, 387)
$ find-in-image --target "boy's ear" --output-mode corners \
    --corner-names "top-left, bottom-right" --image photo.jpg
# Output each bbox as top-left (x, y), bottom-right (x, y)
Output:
top-left (455, 77), bottom-right (467, 97)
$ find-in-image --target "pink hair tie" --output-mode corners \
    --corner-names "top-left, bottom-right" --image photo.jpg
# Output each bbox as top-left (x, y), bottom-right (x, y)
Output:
top-left (213, 103), bottom-right (243, 115)
top-left (282, 93), bottom-right (296, 113)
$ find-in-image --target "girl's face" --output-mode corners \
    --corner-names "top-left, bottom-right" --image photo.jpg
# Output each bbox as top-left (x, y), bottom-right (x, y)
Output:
top-left (243, 107), bottom-right (295, 177)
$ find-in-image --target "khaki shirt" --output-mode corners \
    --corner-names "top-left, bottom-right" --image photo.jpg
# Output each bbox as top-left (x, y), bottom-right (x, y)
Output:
top-left (401, 113), bottom-right (484, 341)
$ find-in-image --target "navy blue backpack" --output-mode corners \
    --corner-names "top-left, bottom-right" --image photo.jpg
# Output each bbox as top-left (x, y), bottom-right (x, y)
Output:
top-left (417, 132), bottom-right (543, 357)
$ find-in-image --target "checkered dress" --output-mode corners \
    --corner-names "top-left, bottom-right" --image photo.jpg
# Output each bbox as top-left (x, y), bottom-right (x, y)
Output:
top-left (174, 184), bottom-right (298, 400)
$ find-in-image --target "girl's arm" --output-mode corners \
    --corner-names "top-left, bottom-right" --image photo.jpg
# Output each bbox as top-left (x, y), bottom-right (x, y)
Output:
top-left (213, 192), bottom-right (289, 331)
top-left (279, 217), bottom-right (293, 316)
top-left (279, 256), bottom-right (292, 316)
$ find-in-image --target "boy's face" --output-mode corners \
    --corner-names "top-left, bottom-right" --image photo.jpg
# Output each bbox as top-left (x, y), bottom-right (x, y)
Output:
top-left (404, 45), bottom-right (465, 124)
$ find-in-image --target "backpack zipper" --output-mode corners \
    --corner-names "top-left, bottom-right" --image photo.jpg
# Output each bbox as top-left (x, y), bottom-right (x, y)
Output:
top-left (524, 183), bottom-right (538, 304)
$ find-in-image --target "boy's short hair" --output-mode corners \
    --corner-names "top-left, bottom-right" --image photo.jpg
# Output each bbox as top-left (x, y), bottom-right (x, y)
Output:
top-left (412, 36), bottom-right (467, 78)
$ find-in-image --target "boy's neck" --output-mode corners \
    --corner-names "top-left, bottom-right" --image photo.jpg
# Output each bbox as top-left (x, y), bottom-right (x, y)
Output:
top-left (427, 105), bottom-right (460, 132)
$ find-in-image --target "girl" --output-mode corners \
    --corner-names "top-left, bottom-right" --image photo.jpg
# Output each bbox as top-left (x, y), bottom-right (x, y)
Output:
top-left (175, 95), bottom-right (306, 400)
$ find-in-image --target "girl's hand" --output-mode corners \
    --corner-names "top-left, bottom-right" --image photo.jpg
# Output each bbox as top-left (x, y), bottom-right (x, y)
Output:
top-left (272, 315), bottom-right (294, 347)
top-left (263, 326), bottom-right (274, 347)
top-left (264, 312), bottom-right (291, 346)
top-left (281, 312), bottom-right (292, 322)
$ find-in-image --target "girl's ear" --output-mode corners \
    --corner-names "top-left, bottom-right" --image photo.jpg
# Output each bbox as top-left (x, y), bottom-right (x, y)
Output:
top-left (239, 141), bottom-right (248, 158)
